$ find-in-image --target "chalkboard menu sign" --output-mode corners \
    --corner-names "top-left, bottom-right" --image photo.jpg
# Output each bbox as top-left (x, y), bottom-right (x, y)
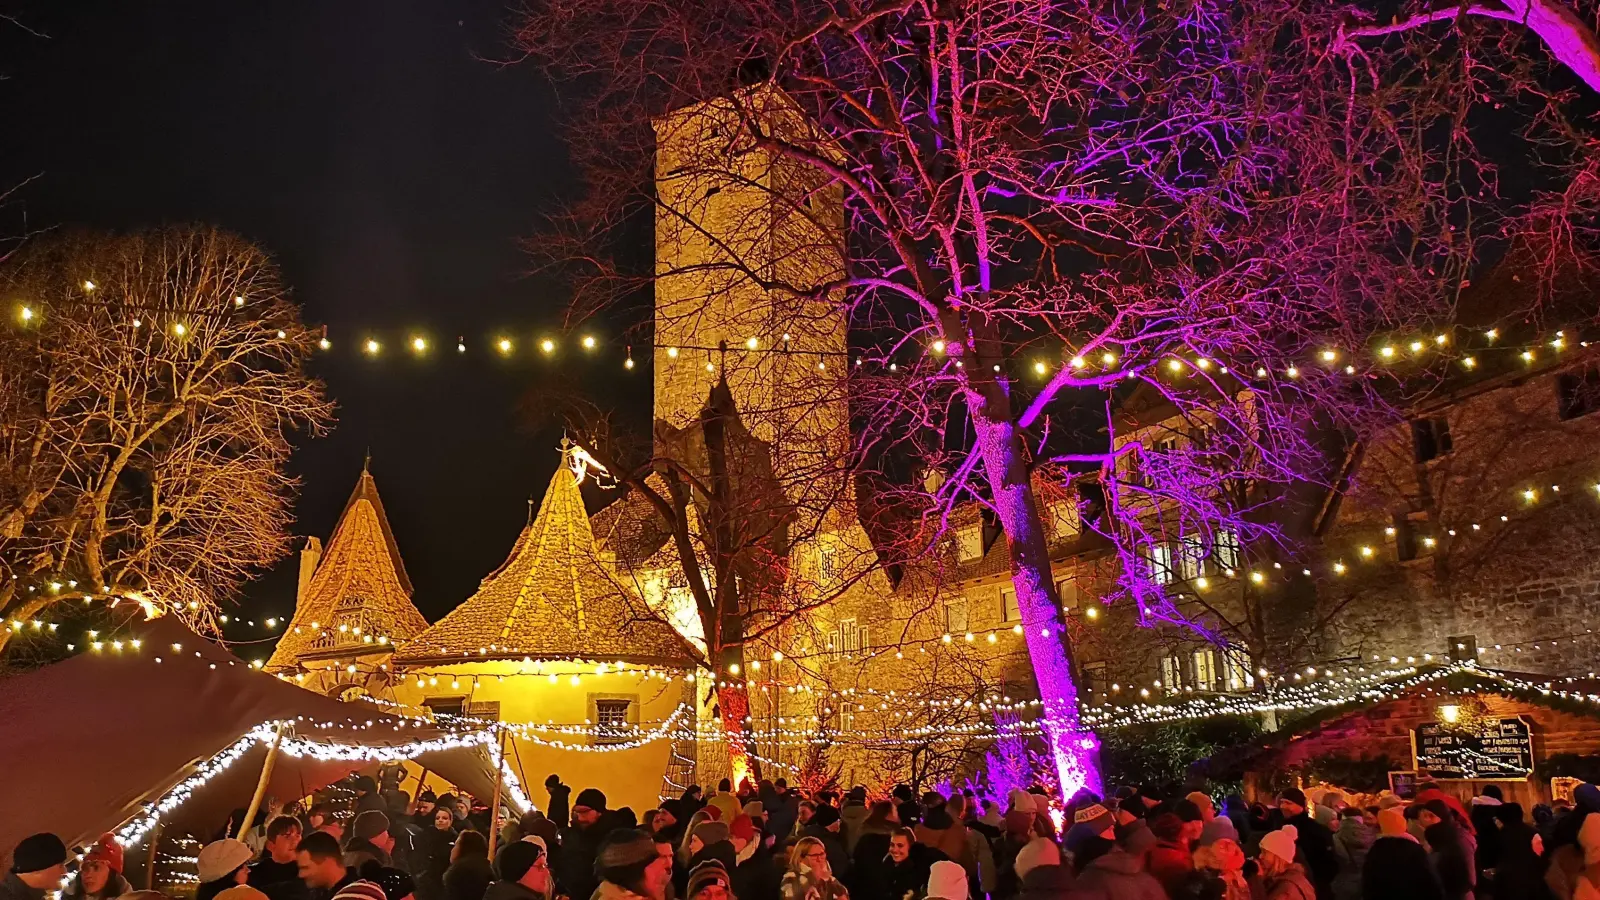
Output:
top-left (1412, 716), bottom-right (1535, 780)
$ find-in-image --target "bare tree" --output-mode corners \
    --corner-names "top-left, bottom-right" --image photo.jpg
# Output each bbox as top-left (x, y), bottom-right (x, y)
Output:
top-left (535, 377), bottom-right (888, 783)
top-left (0, 227), bottom-right (333, 654)
top-left (510, 0), bottom-right (1600, 792)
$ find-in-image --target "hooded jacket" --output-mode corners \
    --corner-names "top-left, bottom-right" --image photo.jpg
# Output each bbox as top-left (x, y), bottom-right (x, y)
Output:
top-left (1063, 846), bottom-right (1167, 900)
top-left (914, 808), bottom-right (973, 873)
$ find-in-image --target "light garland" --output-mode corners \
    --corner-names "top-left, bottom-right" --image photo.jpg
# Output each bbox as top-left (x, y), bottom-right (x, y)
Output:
top-left (114, 718), bottom-right (534, 850)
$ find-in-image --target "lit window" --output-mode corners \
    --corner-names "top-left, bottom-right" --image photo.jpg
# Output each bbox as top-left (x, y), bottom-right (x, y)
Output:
top-left (1147, 544), bottom-right (1174, 585)
top-left (1192, 649), bottom-right (1218, 692)
top-left (594, 700), bottom-right (632, 746)
top-left (944, 599), bottom-right (969, 633)
top-left (1160, 655), bottom-right (1184, 690)
top-left (836, 618), bottom-right (864, 654)
top-left (1047, 501), bottom-right (1079, 539)
top-left (955, 526), bottom-right (985, 563)
top-left (1214, 529), bottom-right (1242, 571)
top-left (1179, 535), bottom-right (1205, 580)
top-left (1003, 587), bottom-right (1022, 621)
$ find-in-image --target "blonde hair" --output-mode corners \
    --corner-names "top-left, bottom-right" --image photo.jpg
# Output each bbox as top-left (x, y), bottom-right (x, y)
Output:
top-left (787, 837), bottom-right (827, 874)
top-left (1256, 848), bottom-right (1291, 877)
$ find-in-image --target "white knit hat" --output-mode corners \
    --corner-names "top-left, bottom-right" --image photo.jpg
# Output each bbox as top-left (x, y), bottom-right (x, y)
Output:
top-left (1008, 788), bottom-right (1037, 815)
top-left (926, 860), bottom-right (969, 900)
top-left (1259, 825), bottom-right (1299, 865)
top-left (1014, 836), bottom-right (1061, 879)
top-left (196, 839), bottom-right (255, 884)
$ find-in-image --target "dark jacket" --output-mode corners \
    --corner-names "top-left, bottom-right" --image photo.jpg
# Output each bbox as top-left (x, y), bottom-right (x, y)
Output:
top-left (1492, 819), bottom-right (1552, 900)
top-left (848, 833), bottom-right (889, 899)
top-left (444, 856), bottom-right (494, 900)
top-left (415, 828), bottom-right (459, 900)
top-left (1061, 846), bottom-right (1166, 900)
top-left (799, 823), bottom-right (852, 882)
top-left (547, 781), bottom-right (573, 830)
top-left (1360, 836), bottom-right (1444, 900)
top-left (731, 844), bottom-right (782, 900)
top-left (1283, 811), bottom-right (1337, 889)
top-left (343, 837), bottom-right (393, 872)
top-left (0, 875), bottom-right (47, 900)
top-left (309, 867), bottom-right (363, 900)
top-left (483, 882), bottom-right (544, 900)
top-left (763, 786), bottom-right (800, 844)
top-left (1469, 801), bottom-right (1503, 872)
top-left (556, 818), bottom-right (616, 900)
top-left (681, 840), bottom-right (738, 897)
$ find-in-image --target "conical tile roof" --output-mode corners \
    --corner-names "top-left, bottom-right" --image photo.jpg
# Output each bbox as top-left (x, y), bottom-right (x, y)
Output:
top-left (266, 465), bottom-right (429, 670)
top-left (395, 461), bottom-right (694, 665)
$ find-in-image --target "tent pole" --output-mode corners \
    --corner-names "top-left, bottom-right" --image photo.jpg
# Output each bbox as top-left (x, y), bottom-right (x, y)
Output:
top-left (238, 721), bottom-right (288, 840)
top-left (487, 724), bottom-right (507, 856)
top-left (143, 820), bottom-right (164, 890)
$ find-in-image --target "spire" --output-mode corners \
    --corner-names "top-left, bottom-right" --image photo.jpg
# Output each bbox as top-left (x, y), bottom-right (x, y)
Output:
top-left (397, 453), bottom-right (691, 665)
top-left (265, 463), bottom-right (429, 671)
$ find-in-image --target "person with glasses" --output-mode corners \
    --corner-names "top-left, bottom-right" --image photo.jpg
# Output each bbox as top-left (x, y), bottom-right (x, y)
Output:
top-left (781, 837), bottom-right (848, 900)
top-left (486, 840), bottom-right (552, 900)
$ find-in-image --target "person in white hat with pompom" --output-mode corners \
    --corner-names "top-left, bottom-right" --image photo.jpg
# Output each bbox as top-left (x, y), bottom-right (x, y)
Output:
top-left (1255, 826), bottom-right (1314, 900)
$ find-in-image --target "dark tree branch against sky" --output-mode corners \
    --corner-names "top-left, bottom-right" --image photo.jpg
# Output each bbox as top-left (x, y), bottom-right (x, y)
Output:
top-left (0, 1), bottom-right (644, 624)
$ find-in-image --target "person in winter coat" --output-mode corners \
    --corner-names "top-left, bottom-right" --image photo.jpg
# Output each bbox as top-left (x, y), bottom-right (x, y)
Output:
top-left (1254, 826), bottom-right (1315, 900)
top-left (877, 829), bottom-right (941, 900)
top-left (1328, 808), bottom-right (1371, 900)
top-left (1547, 809), bottom-right (1600, 900)
top-left (728, 815), bottom-right (782, 900)
top-left (556, 787), bottom-right (618, 900)
top-left (1469, 786), bottom-right (1505, 873)
top-left (781, 838), bottom-right (850, 900)
top-left (800, 805), bottom-right (853, 883)
top-left (485, 840), bottom-right (552, 900)
top-left (1191, 838), bottom-right (1249, 900)
top-left (414, 807), bottom-right (459, 900)
top-left (64, 835), bottom-right (130, 900)
top-left (1361, 830), bottom-right (1444, 900)
top-left (683, 821), bottom-right (739, 898)
top-left (593, 829), bottom-right (674, 900)
top-left (1273, 789), bottom-right (1337, 896)
top-left (708, 781), bottom-right (743, 825)
top-left (768, 780), bottom-right (803, 848)
top-left (849, 803), bottom-right (902, 897)
top-left (1061, 843), bottom-right (1166, 900)
top-left (1420, 799), bottom-right (1476, 900)
top-left (914, 795), bottom-right (973, 875)
top-left (948, 794), bottom-right (995, 898)
top-left (840, 789), bottom-right (871, 853)
top-left (442, 831), bottom-right (493, 900)
top-left (1143, 813), bottom-right (1192, 897)
top-left (1490, 803), bottom-right (1550, 900)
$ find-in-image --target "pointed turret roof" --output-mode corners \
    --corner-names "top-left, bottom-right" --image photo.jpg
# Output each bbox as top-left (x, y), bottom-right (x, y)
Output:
top-left (395, 458), bottom-right (694, 666)
top-left (266, 464), bottom-right (430, 670)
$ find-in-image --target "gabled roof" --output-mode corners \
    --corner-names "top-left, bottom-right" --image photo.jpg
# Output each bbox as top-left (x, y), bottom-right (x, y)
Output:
top-left (395, 460), bottom-right (695, 666)
top-left (266, 464), bottom-right (430, 670)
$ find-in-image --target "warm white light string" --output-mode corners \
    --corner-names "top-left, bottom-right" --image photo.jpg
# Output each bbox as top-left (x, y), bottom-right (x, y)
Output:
top-left (113, 719), bottom-right (534, 851)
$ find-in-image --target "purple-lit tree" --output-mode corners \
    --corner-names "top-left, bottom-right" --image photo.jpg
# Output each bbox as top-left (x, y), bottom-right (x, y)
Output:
top-left (513, 0), bottom-right (1591, 794)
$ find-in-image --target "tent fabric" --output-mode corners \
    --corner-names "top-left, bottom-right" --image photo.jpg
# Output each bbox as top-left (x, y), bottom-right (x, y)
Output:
top-left (0, 616), bottom-right (505, 869)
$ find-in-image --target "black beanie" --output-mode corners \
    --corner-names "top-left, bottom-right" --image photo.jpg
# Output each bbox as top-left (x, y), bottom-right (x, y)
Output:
top-left (811, 805), bottom-right (840, 828)
top-left (496, 840), bottom-right (545, 883)
top-left (11, 833), bottom-right (67, 874)
top-left (575, 788), bottom-right (608, 812)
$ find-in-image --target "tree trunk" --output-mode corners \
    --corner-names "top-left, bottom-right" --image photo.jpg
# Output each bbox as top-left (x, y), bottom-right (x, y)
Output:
top-left (716, 681), bottom-right (755, 789)
top-left (970, 414), bottom-right (1102, 798)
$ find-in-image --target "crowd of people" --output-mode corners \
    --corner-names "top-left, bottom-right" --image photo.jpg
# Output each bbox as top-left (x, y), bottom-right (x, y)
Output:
top-left (12, 773), bottom-right (1600, 900)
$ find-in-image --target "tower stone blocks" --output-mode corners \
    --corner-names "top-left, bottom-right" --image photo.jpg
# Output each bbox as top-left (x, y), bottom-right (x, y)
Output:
top-left (652, 87), bottom-right (849, 513)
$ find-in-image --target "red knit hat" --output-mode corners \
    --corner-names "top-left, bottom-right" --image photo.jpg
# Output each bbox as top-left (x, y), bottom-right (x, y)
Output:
top-left (728, 814), bottom-right (756, 842)
top-left (86, 834), bottom-right (124, 874)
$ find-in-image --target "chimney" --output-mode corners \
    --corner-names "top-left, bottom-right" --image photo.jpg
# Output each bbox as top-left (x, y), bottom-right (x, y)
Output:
top-left (298, 536), bottom-right (323, 605)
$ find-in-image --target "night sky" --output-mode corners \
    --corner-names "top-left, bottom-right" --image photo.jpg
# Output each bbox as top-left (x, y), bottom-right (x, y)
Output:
top-left (0, 2), bottom-right (651, 624)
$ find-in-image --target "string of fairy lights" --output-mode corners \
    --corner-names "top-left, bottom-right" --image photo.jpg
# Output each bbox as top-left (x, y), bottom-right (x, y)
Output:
top-left (11, 291), bottom-right (1596, 390)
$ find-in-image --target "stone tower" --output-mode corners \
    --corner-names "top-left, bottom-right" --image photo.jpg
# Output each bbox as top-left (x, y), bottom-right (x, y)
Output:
top-left (651, 86), bottom-right (849, 507)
